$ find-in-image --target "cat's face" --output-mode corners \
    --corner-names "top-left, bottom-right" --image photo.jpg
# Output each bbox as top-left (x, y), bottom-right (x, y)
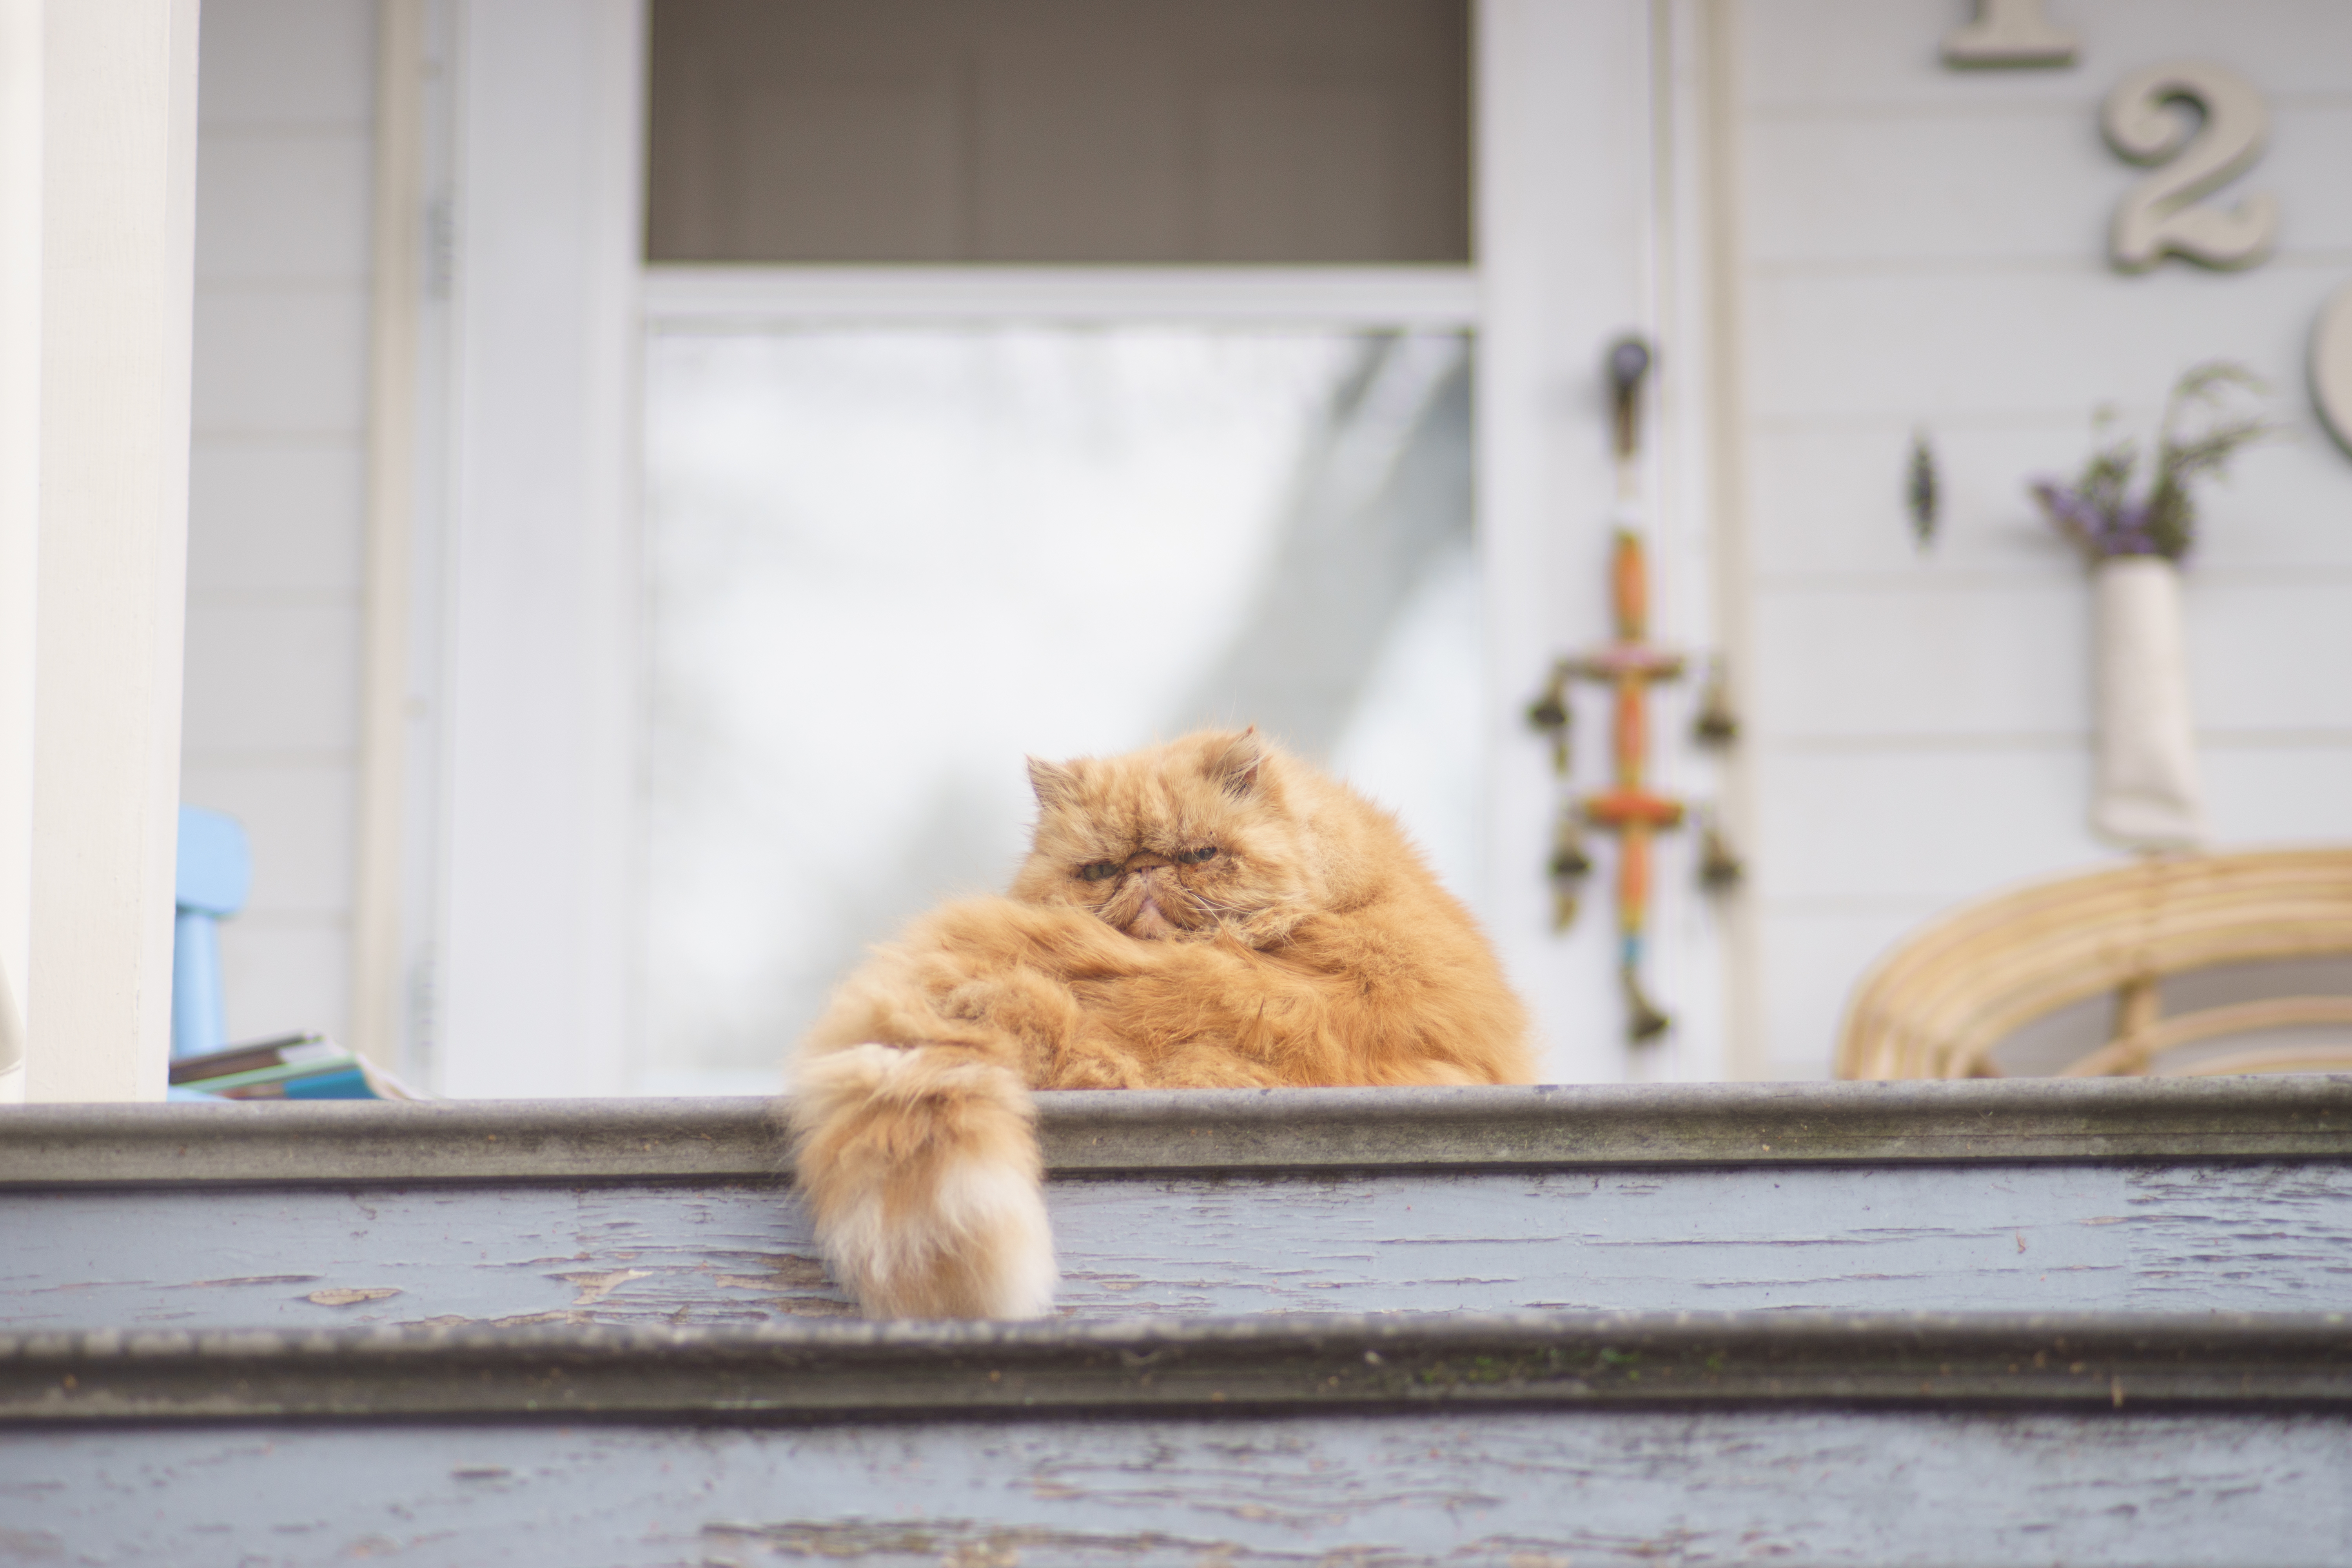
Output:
top-left (1011, 730), bottom-right (1313, 946)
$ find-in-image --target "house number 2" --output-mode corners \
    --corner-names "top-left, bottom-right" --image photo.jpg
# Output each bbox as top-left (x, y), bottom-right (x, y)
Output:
top-left (2102, 61), bottom-right (2278, 271)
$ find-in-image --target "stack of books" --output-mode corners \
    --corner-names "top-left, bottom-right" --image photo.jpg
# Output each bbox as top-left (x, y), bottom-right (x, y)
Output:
top-left (168, 1034), bottom-right (422, 1100)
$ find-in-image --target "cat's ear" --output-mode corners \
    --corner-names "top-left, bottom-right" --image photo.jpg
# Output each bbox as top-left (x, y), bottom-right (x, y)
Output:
top-left (1026, 756), bottom-right (1080, 809)
top-left (1209, 728), bottom-right (1263, 798)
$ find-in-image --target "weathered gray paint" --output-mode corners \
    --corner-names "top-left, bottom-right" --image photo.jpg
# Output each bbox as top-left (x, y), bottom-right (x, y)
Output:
top-left (7, 1313), bottom-right (2351, 1423)
top-left (4, 1076), bottom-right (2349, 1189)
top-left (7, 1161), bottom-right (2350, 1330)
top-left (7, 1408), bottom-right (2350, 1566)
top-left (7, 1082), bottom-right (2351, 1566)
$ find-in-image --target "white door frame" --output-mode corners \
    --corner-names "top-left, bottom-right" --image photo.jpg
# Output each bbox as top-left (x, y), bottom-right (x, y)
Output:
top-left (393, 0), bottom-right (1741, 1094)
top-left (383, 0), bottom-right (646, 1098)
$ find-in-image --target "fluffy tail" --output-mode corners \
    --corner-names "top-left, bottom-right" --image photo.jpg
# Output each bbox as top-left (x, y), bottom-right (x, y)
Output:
top-left (786, 1043), bottom-right (1056, 1319)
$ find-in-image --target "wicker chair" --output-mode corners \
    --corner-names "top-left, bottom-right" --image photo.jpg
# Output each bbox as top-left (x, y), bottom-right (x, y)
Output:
top-left (1837, 848), bottom-right (2352, 1080)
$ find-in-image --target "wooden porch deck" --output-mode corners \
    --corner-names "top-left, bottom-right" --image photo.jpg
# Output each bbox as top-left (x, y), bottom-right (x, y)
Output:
top-left (4, 1078), bottom-right (2349, 1564)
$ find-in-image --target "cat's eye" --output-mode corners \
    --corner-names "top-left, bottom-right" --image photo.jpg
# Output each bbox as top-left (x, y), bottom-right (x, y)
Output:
top-left (1078, 861), bottom-right (1120, 882)
top-left (1176, 846), bottom-right (1220, 865)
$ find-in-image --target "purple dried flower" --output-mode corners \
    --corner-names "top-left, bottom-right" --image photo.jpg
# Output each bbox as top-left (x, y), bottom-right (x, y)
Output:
top-left (2030, 362), bottom-right (2278, 564)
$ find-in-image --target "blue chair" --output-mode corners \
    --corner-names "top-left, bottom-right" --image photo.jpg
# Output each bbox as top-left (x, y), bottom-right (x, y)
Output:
top-left (172, 804), bottom-right (251, 1061)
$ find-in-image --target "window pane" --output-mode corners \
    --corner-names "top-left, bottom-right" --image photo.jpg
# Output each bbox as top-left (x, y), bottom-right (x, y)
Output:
top-left (641, 327), bottom-right (1478, 1092)
top-left (646, 0), bottom-right (1470, 264)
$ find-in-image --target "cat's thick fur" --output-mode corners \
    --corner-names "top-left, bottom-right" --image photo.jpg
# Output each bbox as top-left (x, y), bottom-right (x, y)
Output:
top-left (787, 728), bottom-right (1535, 1318)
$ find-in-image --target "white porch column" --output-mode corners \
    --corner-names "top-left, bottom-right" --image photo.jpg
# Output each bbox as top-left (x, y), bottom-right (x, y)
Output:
top-left (0, 0), bottom-right (39, 1102)
top-left (24, 0), bottom-right (202, 1101)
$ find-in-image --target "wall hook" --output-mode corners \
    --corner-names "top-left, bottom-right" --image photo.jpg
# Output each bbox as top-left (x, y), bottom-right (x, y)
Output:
top-left (1608, 336), bottom-right (1653, 461)
top-left (1693, 656), bottom-right (1739, 746)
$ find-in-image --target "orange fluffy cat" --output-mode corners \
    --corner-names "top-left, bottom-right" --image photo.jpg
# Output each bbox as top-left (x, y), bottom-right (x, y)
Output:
top-left (787, 728), bottom-right (1535, 1319)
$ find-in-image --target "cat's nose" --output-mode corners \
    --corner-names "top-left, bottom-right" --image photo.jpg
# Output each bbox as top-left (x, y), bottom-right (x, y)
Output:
top-left (1125, 851), bottom-right (1172, 872)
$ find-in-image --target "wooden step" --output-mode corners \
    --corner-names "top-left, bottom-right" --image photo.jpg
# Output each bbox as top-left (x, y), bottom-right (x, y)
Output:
top-left (5, 1078), bottom-right (2350, 1565)
top-left (4, 1079), bottom-right (2350, 1328)
top-left (10, 1311), bottom-right (2351, 1424)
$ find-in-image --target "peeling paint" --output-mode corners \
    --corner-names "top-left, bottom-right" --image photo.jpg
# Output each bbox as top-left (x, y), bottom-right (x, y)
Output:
top-left (557, 1269), bottom-right (652, 1307)
top-left (11, 1413), bottom-right (2348, 1566)
top-left (11, 1164), bottom-right (2352, 1332)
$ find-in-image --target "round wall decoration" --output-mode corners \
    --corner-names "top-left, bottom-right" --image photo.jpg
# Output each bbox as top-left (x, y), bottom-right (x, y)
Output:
top-left (2314, 279), bottom-right (2352, 457)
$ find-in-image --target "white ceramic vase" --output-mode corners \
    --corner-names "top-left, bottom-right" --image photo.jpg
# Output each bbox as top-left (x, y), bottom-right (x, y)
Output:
top-left (2090, 555), bottom-right (2204, 849)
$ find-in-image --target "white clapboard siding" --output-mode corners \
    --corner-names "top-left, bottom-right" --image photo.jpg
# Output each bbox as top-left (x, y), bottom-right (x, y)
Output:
top-left (1728, 0), bottom-right (2352, 1078)
top-left (181, 0), bottom-right (377, 1049)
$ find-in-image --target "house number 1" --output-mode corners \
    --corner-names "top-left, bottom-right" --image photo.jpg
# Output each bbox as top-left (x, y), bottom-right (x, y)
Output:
top-left (2102, 61), bottom-right (2278, 271)
top-left (1942, 0), bottom-right (2076, 69)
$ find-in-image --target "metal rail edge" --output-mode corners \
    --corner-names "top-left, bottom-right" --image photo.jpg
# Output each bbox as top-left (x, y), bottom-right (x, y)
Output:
top-left (4, 1312), bottom-right (2348, 1425)
top-left (2, 1077), bottom-right (2348, 1189)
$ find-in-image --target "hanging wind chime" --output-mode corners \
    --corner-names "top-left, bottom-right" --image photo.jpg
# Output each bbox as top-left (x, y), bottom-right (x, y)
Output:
top-left (1527, 337), bottom-right (1741, 1045)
